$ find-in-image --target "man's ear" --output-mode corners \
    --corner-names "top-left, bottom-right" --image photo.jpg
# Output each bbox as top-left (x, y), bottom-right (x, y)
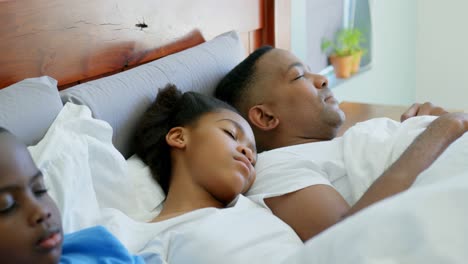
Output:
top-left (248, 105), bottom-right (279, 131)
top-left (166, 127), bottom-right (186, 149)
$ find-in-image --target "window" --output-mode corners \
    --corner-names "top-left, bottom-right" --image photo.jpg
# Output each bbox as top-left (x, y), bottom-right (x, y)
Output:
top-left (291, 0), bottom-right (372, 87)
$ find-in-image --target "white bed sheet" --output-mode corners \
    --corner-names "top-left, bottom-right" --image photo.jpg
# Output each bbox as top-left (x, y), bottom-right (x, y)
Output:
top-left (288, 170), bottom-right (468, 263)
top-left (285, 116), bottom-right (468, 263)
top-left (28, 103), bottom-right (161, 233)
top-left (343, 116), bottom-right (468, 203)
top-left (29, 105), bottom-right (468, 263)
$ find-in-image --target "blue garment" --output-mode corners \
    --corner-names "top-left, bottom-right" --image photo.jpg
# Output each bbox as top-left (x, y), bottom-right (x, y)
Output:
top-left (60, 226), bottom-right (144, 264)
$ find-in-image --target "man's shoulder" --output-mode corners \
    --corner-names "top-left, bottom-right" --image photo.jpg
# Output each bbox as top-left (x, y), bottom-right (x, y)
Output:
top-left (257, 139), bottom-right (343, 166)
top-left (259, 138), bottom-right (342, 157)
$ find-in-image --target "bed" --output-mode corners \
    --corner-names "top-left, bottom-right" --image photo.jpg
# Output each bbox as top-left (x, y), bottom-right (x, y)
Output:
top-left (1, 1), bottom-right (468, 263)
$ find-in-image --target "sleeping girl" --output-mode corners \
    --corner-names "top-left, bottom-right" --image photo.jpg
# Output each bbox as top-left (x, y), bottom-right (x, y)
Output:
top-left (133, 84), bottom-right (304, 263)
top-left (131, 84), bottom-right (468, 264)
top-left (0, 127), bottom-right (144, 264)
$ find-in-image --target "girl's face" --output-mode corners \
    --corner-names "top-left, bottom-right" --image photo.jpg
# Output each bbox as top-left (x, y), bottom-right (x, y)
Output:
top-left (0, 133), bottom-right (62, 264)
top-left (183, 109), bottom-right (257, 204)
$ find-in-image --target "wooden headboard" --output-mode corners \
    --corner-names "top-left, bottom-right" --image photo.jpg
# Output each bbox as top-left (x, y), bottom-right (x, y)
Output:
top-left (2, 0), bottom-right (407, 131)
top-left (0, 0), bottom-right (290, 90)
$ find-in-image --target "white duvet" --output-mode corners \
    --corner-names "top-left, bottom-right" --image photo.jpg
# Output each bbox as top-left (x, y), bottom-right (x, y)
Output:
top-left (288, 116), bottom-right (468, 263)
top-left (28, 103), bottom-right (162, 234)
top-left (342, 116), bottom-right (468, 203)
top-left (29, 104), bottom-right (468, 263)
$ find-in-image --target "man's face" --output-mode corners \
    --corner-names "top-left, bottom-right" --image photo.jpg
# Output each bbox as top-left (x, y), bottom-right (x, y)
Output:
top-left (252, 48), bottom-right (345, 141)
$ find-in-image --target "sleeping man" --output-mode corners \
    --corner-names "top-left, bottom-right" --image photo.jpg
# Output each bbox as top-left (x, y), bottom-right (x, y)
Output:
top-left (214, 45), bottom-right (468, 241)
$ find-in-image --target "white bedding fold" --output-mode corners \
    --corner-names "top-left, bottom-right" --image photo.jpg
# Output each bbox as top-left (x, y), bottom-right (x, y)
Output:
top-left (342, 116), bottom-right (468, 203)
top-left (28, 103), bottom-right (148, 233)
top-left (288, 169), bottom-right (468, 263)
top-left (29, 106), bottom-right (468, 262)
top-left (287, 116), bottom-right (468, 263)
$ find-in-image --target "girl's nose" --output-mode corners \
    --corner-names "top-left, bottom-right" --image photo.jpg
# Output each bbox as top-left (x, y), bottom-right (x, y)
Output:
top-left (239, 145), bottom-right (254, 164)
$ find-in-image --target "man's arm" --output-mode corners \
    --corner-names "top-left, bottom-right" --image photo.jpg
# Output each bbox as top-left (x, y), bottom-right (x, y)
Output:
top-left (345, 112), bottom-right (467, 214)
top-left (265, 184), bottom-right (349, 241)
top-left (266, 112), bottom-right (468, 242)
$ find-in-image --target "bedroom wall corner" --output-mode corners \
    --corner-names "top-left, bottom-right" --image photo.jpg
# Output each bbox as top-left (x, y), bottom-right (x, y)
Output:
top-left (332, 0), bottom-right (416, 106)
top-left (415, 0), bottom-right (468, 112)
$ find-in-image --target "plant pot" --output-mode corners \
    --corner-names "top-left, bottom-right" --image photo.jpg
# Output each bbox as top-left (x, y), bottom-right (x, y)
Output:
top-left (351, 50), bottom-right (363, 74)
top-left (329, 54), bottom-right (353, 79)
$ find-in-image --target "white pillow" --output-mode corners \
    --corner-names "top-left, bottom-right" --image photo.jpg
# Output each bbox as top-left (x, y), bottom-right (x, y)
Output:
top-left (126, 154), bottom-right (164, 221)
top-left (28, 103), bottom-right (163, 232)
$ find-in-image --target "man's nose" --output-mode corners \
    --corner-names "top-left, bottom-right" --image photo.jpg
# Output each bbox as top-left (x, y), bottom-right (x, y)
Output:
top-left (313, 74), bottom-right (328, 89)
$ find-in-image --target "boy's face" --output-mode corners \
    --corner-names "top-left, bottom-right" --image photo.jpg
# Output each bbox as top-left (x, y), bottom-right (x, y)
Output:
top-left (0, 132), bottom-right (62, 264)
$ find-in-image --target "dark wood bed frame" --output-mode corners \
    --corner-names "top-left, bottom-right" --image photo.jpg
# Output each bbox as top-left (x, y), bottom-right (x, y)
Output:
top-left (0, 0), bottom-right (291, 89)
top-left (0, 0), bottom-right (408, 130)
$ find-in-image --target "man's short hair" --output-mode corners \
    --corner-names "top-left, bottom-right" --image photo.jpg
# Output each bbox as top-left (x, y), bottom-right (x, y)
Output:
top-left (215, 45), bottom-right (273, 113)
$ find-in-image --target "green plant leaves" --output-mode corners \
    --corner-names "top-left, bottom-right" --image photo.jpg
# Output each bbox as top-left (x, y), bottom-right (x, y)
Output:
top-left (321, 28), bottom-right (366, 57)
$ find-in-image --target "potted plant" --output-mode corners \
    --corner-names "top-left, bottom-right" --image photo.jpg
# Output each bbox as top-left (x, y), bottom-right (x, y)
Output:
top-left (321, 28), bottom-right (365, 78)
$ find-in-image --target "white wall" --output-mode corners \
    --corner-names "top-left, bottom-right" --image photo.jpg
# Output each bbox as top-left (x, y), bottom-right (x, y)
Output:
top-left (291, 0), bottom-right (343, 73)
top-left (291, 0), bottom-right (307, 61)
top-left (291, 0), bottom-right (468, 110)
top-left (332, 0), bottom-right (417, 106)
top-left (416, 0), bottom-right (468, 111)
